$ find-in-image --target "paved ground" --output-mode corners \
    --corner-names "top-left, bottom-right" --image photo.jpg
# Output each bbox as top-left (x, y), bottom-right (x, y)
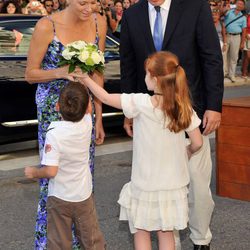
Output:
top-left (0, 137), bottom-right (250, 250)
top-left (0, 80), bottom-right (250, 250)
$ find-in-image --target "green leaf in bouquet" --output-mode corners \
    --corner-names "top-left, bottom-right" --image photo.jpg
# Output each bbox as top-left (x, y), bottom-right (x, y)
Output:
top-left (95, 64), bottom-right (104, 73)
top-left (57, 60), bottom-right (69, 67)
top-left (69, 64), bottom-right (76, 73)
top-left (79, 64), bottom-right (90, 73)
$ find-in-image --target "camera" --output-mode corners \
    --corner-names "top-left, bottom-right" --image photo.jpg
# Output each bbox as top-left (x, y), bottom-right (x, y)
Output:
top-left (31, 1), bottom-right (40, 7)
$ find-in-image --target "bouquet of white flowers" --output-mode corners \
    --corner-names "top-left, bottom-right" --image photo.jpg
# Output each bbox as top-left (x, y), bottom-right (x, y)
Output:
top-left (58, 41), bottom-right (105, 74)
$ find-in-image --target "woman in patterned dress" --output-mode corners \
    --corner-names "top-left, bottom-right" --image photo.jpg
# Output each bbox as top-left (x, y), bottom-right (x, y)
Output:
top-left (25, 0), bottom-right (107, 248)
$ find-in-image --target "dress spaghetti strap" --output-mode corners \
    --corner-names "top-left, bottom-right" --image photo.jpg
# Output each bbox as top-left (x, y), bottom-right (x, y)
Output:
top-left (46, 15), bottom-right (56, 37)
top-left (93, 13), bottom-right (99, 44)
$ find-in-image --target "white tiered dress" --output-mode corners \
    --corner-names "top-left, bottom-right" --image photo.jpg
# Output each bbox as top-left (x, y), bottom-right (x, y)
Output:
top-left (118, 93), bottom-right (201, 234)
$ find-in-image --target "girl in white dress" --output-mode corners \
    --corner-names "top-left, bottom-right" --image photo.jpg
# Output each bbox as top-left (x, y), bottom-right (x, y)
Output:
top-left (77, 51), bottom-right (203, 250)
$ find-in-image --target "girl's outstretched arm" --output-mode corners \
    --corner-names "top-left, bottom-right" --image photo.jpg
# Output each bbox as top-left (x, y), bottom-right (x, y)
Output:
top-left (77, 75), bottom-right (122, 110)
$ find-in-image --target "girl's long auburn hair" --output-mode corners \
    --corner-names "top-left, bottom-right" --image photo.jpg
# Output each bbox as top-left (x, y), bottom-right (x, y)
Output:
top-left (145, 51), bottom-right (193, 133)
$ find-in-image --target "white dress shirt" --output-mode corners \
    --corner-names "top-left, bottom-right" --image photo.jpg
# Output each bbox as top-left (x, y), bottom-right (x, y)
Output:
top-left (148, 0), bottom-right (172, 37)
top-left (41, 114), bottom-right (93, 202)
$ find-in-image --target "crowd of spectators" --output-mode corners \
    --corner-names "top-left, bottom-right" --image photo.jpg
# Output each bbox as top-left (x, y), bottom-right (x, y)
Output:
top-left (0, 0), bottom-right (135, 38)
top-left (1, 0), bottom-right (250, 80)
top-left (209, 0), bottom-right (250, 81)
top-left (0, 0), bottom-right (67, 14)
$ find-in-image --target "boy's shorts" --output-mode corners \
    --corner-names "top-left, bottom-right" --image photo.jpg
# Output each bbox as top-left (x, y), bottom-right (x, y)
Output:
top-left (47, 194), bottom-right (105, 250)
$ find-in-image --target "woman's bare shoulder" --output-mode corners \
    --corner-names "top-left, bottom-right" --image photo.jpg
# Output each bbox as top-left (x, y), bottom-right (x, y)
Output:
top-left (50, 11), bottom-right (65, 24)
top-left (95, 13), bottom-right (107, 35)
top-left (35, 16), bottom-right (54, 34)
top-left (96, 13), bottom-right (107, 28)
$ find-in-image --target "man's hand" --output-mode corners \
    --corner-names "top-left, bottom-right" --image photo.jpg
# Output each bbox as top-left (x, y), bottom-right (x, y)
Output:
top-left (25, 166), bottom-right (37, 179)
top-left (202, 110), bottom-right (221, 135)
top-left (123, 117), bottom-right (133, 137)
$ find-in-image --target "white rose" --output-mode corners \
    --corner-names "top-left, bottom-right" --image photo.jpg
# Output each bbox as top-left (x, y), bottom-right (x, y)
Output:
top-left (62, 48), bottom-right (77, 60)
top-left (91, 51), bottom-right (102, 64)
top-left (78, 50), bottom-right (89, 63)
top-left (71, 41), bottom-right (87, 50)
top-left (98, 50), bottom-right (105, 64)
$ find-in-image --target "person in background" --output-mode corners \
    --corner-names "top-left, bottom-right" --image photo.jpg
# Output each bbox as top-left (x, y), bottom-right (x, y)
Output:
top-left (242, 8), bottom-right (250, 79)
top-left (211, 7), bottom-right (227, 75)
top-left (230, 0), bottom-right (236, 9)
top-left (94, 0), bottom-right (102, 13)
top-left (58, 0), bottom-right (66, 9)
top-left (52, 0), bottom-right (60, 12)
top-left (122, 0), bottom-right (130, 10)
top-left (23, 0), bottom-right (47, 15)
top-left (224, 0), bottom-right (246, 82)
top-left (44, 0), bottom-right (53, 14)
top-left (0, 0), bottom-right (4, 12)
top-left (107, 0), bottom-right (114, 9)
top-left (110, 0), bottom-right (123, 38)
top-left (25, 82), bottom-right (106, 250)
top-left (1, 0), bottom-right (21, 13)
top-left (120, 0), bottom-right (224, 249)
top-left (103, 0), bottom-right (118, 34)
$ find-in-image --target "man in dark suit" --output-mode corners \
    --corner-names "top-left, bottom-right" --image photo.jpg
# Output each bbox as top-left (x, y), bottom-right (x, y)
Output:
top-left (120, 0), bottom-right (224, 249)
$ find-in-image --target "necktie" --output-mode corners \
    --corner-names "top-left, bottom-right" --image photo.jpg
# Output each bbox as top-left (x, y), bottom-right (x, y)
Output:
top-left (153, 6), bottom-right (163, 51)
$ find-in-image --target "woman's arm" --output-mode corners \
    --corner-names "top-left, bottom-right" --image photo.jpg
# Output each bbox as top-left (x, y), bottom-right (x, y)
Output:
top-left (91, 14), bottom-right (107, 144)
top-left (106, 9), bottom-right (118, 32)
top-left (241, 27), bottom-right (247, 50)
top-left (92, 14), bottom-right (107, 124)
top-left (25, 17), bottom-right (71, 84)
top-left (221, 22), bottom-right (227, 52)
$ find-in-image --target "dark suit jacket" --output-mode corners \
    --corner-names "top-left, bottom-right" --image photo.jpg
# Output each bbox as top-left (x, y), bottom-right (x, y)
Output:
top-left (120, 0), bottom-right (224, 119)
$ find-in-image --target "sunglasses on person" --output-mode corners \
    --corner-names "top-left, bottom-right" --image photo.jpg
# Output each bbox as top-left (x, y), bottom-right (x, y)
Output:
top-left (46, 4), bottom-right (53, 7)
top-left (211, 9), bottom-right (220, 13)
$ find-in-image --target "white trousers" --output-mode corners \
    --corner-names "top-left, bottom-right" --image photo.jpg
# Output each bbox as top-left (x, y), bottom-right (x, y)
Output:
top-left (225, 34), bottom-right (241, 77)
top-left (175, 136), bottom-right (214, 248)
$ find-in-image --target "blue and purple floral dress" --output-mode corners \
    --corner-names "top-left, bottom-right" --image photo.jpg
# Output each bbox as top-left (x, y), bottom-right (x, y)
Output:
top-left (34, 16), bottom-right (99, 250)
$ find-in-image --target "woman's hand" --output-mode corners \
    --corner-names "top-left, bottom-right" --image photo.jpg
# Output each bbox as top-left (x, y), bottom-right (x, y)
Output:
top-left (95, 119), bottom-right (105, 145)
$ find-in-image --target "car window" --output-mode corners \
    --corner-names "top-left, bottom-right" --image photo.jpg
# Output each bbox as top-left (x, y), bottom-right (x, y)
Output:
top-left (0, 21), bottom-right (36, 56)
top-left (0, 19), bottom-right (120, 59)
top-left (105, 35), bottom-right (119, 60)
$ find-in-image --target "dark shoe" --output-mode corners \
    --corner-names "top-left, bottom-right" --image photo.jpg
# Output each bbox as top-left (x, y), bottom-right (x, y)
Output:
top-left (193, 244), bottom-right (210, 250)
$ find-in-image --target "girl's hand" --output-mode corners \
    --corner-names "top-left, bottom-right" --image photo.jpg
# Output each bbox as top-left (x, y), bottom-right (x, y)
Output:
top-left (186, 146), bottom-right (192, 160)
top-left (95, 120), bottom-right (105, 145)
top-left (69, 68), bottom-right (89, 82)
